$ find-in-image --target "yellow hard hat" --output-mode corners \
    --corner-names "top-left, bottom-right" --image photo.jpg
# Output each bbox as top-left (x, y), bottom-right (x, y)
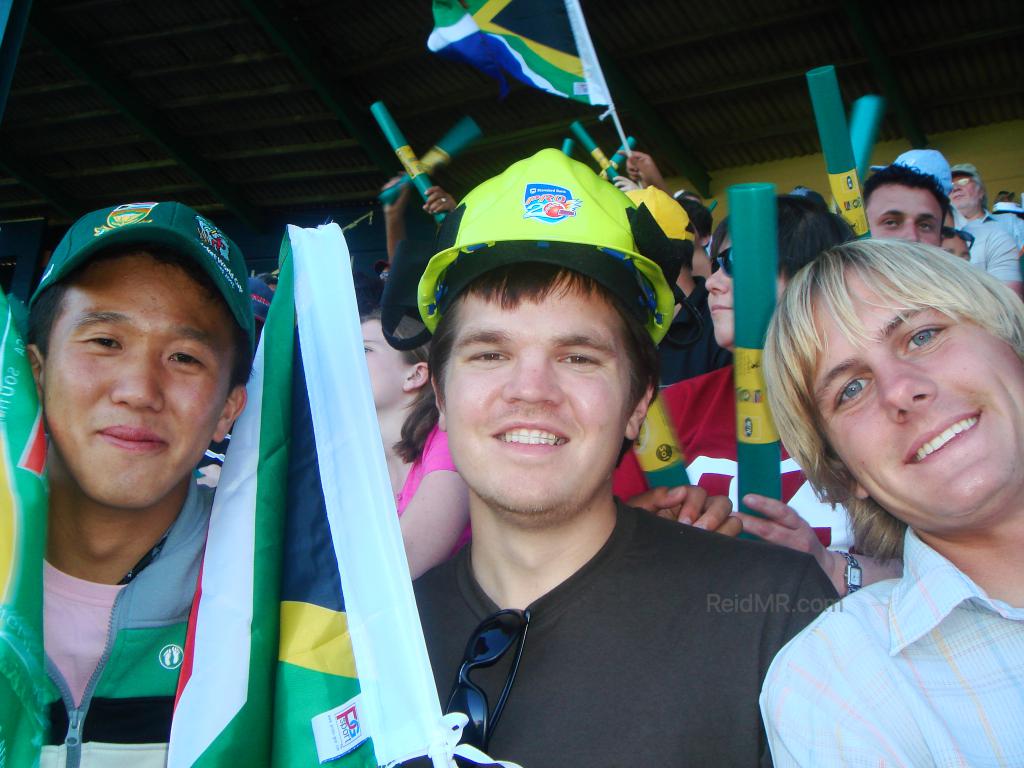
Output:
top-left (626, 187), bottom-right (694, 242)
top-left (418, 149), bottom-right (677, 343)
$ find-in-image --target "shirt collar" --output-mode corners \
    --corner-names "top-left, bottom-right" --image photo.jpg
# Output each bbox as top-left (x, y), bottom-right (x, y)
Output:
top-left (953, 209), bottom-right (997, 227)
top-left (888, 528), bottom-right (1024, 654)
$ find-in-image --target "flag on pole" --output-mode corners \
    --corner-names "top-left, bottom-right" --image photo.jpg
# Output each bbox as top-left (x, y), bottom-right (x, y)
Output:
top-left (428, 0), bottom-right (610, 105)
top-left (169, 224), bottom-right (475, 767)
top-left (428, 0), bottom-right (632, 161)
top-left (272, 255), bottom-right (372, 767)
top-left (167, 248), bottom-right (291, 766)
top-left (0, 290), bottom-right (49, 768)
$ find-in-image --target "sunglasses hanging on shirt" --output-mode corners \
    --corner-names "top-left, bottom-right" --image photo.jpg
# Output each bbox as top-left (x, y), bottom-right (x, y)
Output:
top-left (444, 608), bottom-right (531, 752)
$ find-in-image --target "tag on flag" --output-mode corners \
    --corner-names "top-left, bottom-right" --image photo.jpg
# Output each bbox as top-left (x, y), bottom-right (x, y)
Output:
top-left (311, 694), bottom-right (369, 764)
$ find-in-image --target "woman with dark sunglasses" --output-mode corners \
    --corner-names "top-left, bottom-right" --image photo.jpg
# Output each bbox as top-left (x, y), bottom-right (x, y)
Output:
top-left (615, 195), bottom-right (903, 596)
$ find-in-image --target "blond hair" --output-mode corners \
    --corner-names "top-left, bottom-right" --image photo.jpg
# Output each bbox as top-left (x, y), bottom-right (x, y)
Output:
top-left (764, 239), bottom-right (1024, 559)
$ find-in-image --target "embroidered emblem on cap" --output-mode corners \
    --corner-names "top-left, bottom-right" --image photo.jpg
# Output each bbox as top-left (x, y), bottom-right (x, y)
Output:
top-left (523, 183), bottom-right (581, 224)
top-left (195, 216), bottom-right (243, 293)
top-left (93, 202), bottom-right (159, 236)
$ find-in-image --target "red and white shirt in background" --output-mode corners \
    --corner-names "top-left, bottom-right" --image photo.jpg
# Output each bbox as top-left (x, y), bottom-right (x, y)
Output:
top-left (613, 365), bottom-right (854, 551)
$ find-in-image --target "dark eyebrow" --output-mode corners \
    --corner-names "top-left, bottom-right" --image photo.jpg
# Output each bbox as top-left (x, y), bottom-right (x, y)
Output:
top-left (454, 329), bottom-right (616, 356)
top-left (173, 325), bottom-right (217, 346)
top-left (72, 312), bottom-right (216, 346)
top-left (552, 333), bottom-right (617, 356)
top-left (454, 329), bottom-right (512, 349)
top-left (814, 310), bottom-right (921, 403)
top-left (72, 311), bottom-right (129, 330)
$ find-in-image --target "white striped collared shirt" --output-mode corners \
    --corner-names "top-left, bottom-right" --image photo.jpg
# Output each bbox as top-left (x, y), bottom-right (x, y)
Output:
top-left (760, 528), bottom-right (1024, 767)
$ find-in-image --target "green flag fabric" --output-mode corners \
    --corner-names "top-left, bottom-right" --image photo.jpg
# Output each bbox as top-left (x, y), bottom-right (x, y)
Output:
top-left (0, 289), bottom-right (50, 767)
top-left (169, 224), bottom-right (472, 767)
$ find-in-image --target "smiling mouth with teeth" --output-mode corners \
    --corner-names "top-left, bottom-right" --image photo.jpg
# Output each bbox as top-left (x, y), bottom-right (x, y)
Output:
top-left (913, 416), bottom-right (978, 462)
top-left (501, 429), bottom-right (567, 446)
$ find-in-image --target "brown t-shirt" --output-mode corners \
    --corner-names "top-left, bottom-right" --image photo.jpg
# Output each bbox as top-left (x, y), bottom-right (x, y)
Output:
top-left (414, 504), bottom-right (837, 768)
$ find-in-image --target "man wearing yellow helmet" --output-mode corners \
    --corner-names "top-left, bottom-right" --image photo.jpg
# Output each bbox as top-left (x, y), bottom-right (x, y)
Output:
top-left (413, 149), bottom-right (836, 767)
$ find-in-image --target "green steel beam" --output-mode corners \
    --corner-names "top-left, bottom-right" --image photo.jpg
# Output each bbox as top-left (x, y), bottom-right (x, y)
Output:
top-left (95, 16), bottom-right (249, 47)
top-left (647, 23), bottom-right (1021, 109)
top-left (238, 0), bottom-right (397, 174)
top-left (466, 115), bottom-right (600, 154)
top-left (216, 139), bottom-right (359, 161)
top-left (0, 150), bottom-right (80, 217)
top-left (617, 6), bottom-right (834, 61)
top-left (1, 0), bottom-right (33, 125)
top-left (844, 3), bottom-right (927, 148)
top-left (594, 44), bottom-right (711, 197)
top-left (29, 15), bottom-right (266, 230)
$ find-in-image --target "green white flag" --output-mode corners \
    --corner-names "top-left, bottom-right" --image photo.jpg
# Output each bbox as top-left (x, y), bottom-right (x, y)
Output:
top-left (169, 225), bottom-right (475, 767)
top-left (0, 290), bottom-right (50, 767)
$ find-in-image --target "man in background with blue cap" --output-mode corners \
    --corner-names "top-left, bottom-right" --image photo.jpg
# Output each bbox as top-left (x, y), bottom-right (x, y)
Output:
top-left (865, 150), bottom-right (1021, 296)
top-left (864, 149), bottom-right (951, 247)
top-left (28, 201), bottom-right (252, 767)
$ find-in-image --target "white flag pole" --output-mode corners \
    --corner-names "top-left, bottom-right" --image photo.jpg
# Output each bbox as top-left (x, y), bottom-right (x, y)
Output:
top-left (564, 0), bottom-right (632, 157)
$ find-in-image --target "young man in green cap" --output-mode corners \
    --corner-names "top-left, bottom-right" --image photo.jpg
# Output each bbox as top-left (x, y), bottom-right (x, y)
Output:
top-left (28, 201), bottom-right (252, 767)
top-left (412, 150), bottom-right (837, 768)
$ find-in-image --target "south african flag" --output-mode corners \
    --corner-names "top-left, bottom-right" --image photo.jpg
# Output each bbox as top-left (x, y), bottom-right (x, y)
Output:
top-left (0, 289), bottom-right (49, 767)
top-left (169, 224), bottom-right (449, 766)
top-left (429, 0), bottom-right (611, 106)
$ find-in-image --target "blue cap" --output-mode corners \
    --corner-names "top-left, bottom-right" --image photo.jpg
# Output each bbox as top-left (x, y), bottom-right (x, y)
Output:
top-left (248, 276), bottom-right (274, 325)
top-left (872, 149), bottom-right (952, 195)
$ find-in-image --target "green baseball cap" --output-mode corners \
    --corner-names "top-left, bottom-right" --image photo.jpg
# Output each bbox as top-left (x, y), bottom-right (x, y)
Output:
top-left (32, 201), bottom-right (255, 348)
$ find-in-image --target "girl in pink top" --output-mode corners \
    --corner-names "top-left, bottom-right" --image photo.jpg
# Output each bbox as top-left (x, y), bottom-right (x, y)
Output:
top-left (362, 311), bottom-right (470, 578)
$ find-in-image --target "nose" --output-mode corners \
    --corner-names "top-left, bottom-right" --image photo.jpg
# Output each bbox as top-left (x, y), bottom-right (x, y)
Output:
top-left (705, 264), bottom-right (731, 294)
top-left (875, 358), bottom-right (935, 421)
top-left (110, 351), bottom-right (164, 410)
top-left (502, 352), bottom-right (563, 406)
top-left (892, 222), bottom-right (922, 243)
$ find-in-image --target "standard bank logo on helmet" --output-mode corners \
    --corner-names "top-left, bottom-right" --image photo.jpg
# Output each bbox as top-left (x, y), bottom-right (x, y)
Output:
top-left (523, 183), bottom-right (581, 224)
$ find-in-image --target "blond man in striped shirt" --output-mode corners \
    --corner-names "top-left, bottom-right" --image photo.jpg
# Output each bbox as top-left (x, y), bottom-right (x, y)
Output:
top-left (759, 239), bottom-right (1024, 767)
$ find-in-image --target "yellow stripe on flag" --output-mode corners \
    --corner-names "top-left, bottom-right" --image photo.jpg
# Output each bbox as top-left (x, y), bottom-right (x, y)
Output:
top-left (475, 0), bottom-right (584, 76)
top-left (0, 431), bottom-right (19, 601)
top-left (279, 600), bottom-right (357, 677)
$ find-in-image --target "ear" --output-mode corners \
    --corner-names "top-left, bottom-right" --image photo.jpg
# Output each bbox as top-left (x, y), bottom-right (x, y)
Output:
top-left (624, 385), bottom-right (655, 441)
top-left (27, 344), bottom-right (45, 400)
top-left (431, 376), bottom-right (447, 432)
top-left (401, 362), bottom-right (429, 394)
top-left (852, 479), bottom-right (870, 501)
top-left (213, 385), bottom-right (247, 442)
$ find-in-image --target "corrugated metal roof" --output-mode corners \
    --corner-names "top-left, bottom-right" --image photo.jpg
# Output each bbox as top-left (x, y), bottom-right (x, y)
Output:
top-left (1, 0), bottom-right (1020, 234)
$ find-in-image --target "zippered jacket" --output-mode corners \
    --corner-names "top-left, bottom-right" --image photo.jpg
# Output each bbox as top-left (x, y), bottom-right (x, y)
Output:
top-left (41, 483), bottom-right (212, 768)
